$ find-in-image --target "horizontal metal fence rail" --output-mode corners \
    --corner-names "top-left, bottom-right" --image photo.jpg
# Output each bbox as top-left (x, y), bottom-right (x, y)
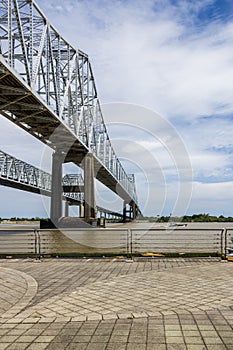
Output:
top-left (37, 228), bottom-right (130, 256)
top-left (131, 228), bottom-right (224, 256)
top-left (0, 229), bottom-right (36, 255)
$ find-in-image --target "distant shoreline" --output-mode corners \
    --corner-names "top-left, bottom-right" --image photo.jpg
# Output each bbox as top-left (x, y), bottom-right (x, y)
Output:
top-left (0, 220), bottom-right (40, 225)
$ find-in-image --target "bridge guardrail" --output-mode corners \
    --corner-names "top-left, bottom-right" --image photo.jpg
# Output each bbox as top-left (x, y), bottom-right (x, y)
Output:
top-left (0, 227), bottom-right (230, 258)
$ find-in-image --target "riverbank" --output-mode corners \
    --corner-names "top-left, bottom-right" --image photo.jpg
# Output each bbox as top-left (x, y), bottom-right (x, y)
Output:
top-left (0, 220), bottom-right (40, 225)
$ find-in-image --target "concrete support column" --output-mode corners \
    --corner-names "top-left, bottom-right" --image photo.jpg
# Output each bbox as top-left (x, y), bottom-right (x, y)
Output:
top-left (50, 150), bottom-right (63, 225)
top-left (132, 202), bottom-right (137, 220)
top-left (135, 206), bottom-right (138, 218)
top-left (65, 201), bottom-right (69, 217)
top-left (79, 203), bottom-right (84, 218)
top-left (84, 153), bottom-right (96, 223)
top-left (123, 201), bottom-right (127, 223)
top-left (129, 206), bottom-right (133, 220)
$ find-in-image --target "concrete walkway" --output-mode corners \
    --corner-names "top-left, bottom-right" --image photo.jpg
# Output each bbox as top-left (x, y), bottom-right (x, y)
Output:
top-left (0, 258), bottom-right (232, 349)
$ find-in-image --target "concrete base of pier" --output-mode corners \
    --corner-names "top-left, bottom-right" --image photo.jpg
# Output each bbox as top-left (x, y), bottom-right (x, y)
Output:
top-left (58, 217), bottom-right (92, 228)
top-left (40, 217), bottom-right (92, 229)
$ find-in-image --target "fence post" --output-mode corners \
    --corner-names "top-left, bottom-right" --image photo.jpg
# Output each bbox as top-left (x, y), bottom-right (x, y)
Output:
top-left (130, 229), bottom-right (133, 259)
top-left (38, 230), bottom-right (41, 259)
top-left (220, 228), bottom-right (224, 259)
top-left (126, 229), bottom-right (129, 258)
top-left (34, 229), bottom-right (37, 257)
top-left (34, 229), bottom-right (41, 259)
top-left (225, 228), bottom-right (228, 260)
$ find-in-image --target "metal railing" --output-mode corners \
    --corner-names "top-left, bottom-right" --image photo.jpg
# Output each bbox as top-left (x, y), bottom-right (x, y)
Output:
top-left (225, 228), bottom-right (233, 257)
top-left (0, 227), bottom-right (233, 258)
top-left (131, 228), bottom-right (223, 256)
top-left (0, 229), bottom-right (36, 256)
top-left (37, 228), bottom-right (129, 257)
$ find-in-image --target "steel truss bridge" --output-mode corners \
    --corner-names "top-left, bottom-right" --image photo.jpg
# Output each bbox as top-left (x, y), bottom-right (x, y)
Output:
top-left (0, 150), bottom-right (124, 219)
top-left (0, 0), bottom-right (141, 225)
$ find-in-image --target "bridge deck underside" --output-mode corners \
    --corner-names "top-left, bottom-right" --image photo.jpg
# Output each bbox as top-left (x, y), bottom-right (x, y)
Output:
top-left (0, 59), bottom-right (131, 204)
top-left (0, 177), bottom-right (50, 196)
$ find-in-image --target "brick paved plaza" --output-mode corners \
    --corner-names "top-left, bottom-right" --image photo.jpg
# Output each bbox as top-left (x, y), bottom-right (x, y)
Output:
top-left (0, 257), bottom-right (233, 349)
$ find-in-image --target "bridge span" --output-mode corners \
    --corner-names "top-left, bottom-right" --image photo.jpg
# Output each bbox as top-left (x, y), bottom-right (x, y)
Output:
top-left (0, 0), bottom-right (142, 225)
top-left (0, 149), bottom-right (128, 222)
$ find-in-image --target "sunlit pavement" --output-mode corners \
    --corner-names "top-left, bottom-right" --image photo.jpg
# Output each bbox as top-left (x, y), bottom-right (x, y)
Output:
top-left (0, 258), bottom-right (232, 349)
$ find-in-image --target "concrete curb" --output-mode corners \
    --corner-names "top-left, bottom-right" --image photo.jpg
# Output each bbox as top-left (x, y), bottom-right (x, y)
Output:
top-left (0, 267), bottom-right (38, 319)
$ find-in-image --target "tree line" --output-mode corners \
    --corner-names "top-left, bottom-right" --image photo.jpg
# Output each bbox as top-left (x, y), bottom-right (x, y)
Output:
top-left (143, 213), bottom-right (233, 222)
top-left (0, 217), bottom-right (44, 222)
top-left (1, 213), bottom-right (233, 223)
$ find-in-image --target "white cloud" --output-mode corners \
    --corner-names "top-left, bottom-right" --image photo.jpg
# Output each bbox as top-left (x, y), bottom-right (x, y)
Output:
top-left (36, 0), bottom-right (233, 120)
top-left (187, 181), bottom-right (233, 216)
top-left (0, 116), bottom-right (53, 171)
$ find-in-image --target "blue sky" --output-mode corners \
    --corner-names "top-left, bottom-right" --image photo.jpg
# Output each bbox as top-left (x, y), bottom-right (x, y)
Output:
top-left (194, 0), bottom-right (233, 24)
top-left (1, 0), bottom-right (233, 217)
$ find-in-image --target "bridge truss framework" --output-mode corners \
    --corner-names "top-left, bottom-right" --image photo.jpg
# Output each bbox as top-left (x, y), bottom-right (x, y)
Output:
top-left (0, 149), bottom-right (126, 219)
top-left (0, 0), bottom-right (141, 224)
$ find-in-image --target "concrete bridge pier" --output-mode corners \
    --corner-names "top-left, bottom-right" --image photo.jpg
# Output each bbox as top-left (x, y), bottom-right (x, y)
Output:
top-left (65, 201), bottom-right (69, 217)
top-left (50, 150), bottom-right (63, 225)
top-left (123, 201), bottom-right (138, 222)
top-left (123, 201), bottom-right (127, 223)
top-left (79, 203), bottom-right (84, 218)
top-left (84, 153), bottom-right (97, 224)
top-left (132, 202), bottom-right (137, 220)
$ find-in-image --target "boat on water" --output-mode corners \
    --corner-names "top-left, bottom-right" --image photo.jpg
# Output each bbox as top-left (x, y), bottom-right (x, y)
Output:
top-left (169, 223), bottom-right (188, 227)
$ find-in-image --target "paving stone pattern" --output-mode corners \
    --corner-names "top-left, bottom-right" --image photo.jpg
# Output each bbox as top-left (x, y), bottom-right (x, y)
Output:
top-left (0, 258), bottom-right (232, 349)
top-left (0, 267), bottom-right (37, 318)
top-left (1, 258), bottom-right (219, 305)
